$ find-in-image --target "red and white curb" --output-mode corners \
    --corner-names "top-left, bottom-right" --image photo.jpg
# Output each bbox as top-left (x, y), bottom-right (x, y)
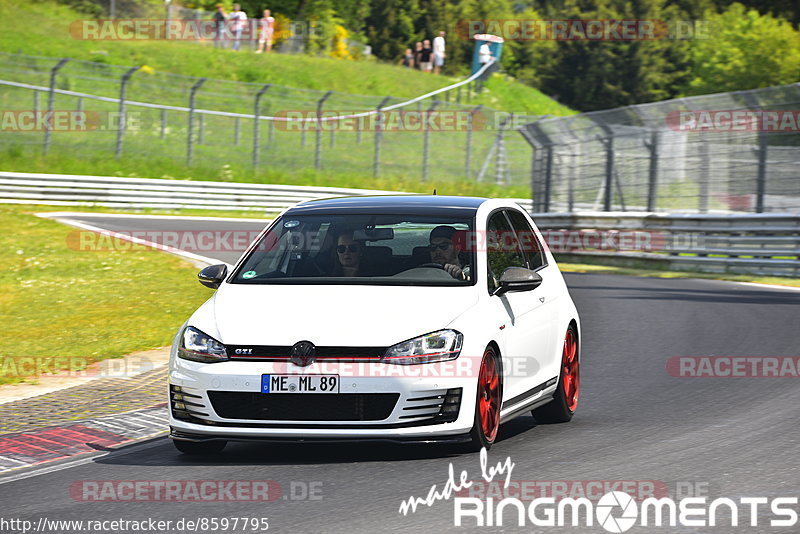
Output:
top-left (0, 405), bottom-right (168, 473)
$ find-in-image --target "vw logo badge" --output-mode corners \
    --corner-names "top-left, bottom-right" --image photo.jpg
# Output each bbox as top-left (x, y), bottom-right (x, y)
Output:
top-left (290, 341), bottom-right (316, 367)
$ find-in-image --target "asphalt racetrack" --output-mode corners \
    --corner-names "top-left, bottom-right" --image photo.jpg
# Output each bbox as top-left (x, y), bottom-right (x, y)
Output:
top-left (3, 213), bottom-right (798, 533)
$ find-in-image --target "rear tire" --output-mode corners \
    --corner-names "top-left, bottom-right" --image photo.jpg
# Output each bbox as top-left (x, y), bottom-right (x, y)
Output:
top-left (172, 439), bottom-right (227, 455)
top-left (533, 325), bottom-right (579, 424)
top-left (462, 346), bottom-right (502, 452)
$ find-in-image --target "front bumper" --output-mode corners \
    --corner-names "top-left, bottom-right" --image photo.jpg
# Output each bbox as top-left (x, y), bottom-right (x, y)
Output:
top-left (168, 357), bottom-right (478, 440)
top-left (170, 428), bottom-right (473, 445)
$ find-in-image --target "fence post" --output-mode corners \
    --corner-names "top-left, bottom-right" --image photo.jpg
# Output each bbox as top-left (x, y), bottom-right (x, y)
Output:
top-left (315, 90), bottom-right (332, 170)
top-left (754, 130), bottom-right (768, 213)
top-left (252, 83), bottom-right (271, 170)
top-left (43, 58), bottom-right (69, 155)
top-left (422, 100), bottom-right (440, 182)
top-left (494, 113), bottom-right (512, 185)
top-left (465, 105), bottom-right (482, 179)
top-left (742, 92), bottom-right (768, 213)
top-left (76, 96), bottom-right (82, 113)
top-left (567, 148), bottom-right (575, 212)
top-left (160, 109), bottom-right (167, 139)
top-left (372, 96), bottom-right (391, 178)
top-left (645, 130), bottom-right (659, 211)
top-left (530, 146), bottom-right (540, 212)
top-left (698, 141), bottom-right (709, 213)
top-left (234, 117), bottom-right (240, 145)
top-left (186, 77), bottom-right (207, 165)
top-left (115, 66), bottom-right (139, 159)
top-left (543, 145), bottom-right (553, 212)
top-left (600, 134), bottom-right (615, 212)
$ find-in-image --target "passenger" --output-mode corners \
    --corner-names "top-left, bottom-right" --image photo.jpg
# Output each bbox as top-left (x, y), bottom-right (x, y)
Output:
top-left (332, 232), bottom-right (364, 277)
top-left (429, 225), bottom-right (469, 280)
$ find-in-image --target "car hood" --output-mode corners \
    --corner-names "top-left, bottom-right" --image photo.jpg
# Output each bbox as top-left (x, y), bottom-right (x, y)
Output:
top-left (207, 283), bottom-right (480, 347)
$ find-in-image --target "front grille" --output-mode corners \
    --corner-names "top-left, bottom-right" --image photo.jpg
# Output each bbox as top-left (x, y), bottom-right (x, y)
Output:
top-left (208, 391), bottom-right (399, 421)
top-left (226, 345), bottom-right (386, 362)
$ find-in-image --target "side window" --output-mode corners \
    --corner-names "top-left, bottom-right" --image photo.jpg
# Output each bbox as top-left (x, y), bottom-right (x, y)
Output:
top-left (506, 209), bottom-right (546, 270)
top-left (486, 211), bottom-right (527, 293)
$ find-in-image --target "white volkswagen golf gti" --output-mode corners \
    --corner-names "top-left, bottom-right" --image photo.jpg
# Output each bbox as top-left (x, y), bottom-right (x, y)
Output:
top-left (169, 196), bottom-right (580, 454)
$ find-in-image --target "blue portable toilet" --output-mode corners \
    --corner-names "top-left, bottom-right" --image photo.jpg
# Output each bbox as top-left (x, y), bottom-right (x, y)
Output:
top-left (470, 34), bottom-right (504, 77)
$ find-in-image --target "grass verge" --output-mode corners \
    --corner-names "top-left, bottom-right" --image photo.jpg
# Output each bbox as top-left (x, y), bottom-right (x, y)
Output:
top-left (0, 204), bottom-right (210, 385)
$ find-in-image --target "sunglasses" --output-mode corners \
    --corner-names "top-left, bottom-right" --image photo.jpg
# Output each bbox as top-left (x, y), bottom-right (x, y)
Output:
top-left (336, 244), bottom-right (360, 253)
top-left (428, 242), bottom-right (452, 251)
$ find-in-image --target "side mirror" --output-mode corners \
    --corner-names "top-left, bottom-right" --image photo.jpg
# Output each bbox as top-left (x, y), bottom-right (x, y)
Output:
top-left (493, 267), bottom-right (542, 297)
top-left (198, 264), bottom-right (228, 289)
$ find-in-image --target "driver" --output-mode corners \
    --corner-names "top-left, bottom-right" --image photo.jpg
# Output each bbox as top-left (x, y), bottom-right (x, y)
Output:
top-left (428, 225), bottom-right (470, 280)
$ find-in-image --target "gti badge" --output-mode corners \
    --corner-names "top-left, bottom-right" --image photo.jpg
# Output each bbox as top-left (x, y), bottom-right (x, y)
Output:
top-left (290, 341), bottom-right (316, 367)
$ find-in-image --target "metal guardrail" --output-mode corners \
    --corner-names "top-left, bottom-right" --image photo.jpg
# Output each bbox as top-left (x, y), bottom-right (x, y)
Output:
top-left (533, 212), bottom-right (800, 277)
top-left (0, 171), bottom-right (534, 213)
top-left (3, 171), bottom-right (793, 276)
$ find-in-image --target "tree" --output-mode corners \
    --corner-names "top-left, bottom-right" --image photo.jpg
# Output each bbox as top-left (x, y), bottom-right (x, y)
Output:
top-left (685, 3), bottom-right (800, 95)
top-left (528, 0), bottom-right (692, 110)
top-left (365, 0), bottom-right (420, 60)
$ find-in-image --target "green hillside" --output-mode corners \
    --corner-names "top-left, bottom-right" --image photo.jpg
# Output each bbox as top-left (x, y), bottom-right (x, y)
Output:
top-left (0, 0), bottom-right (576, 199)
top-left (0, 0), bottom-right (572, 116)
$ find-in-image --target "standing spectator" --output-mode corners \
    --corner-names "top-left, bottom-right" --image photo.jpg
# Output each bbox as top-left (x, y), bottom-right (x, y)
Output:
top-left (413, 42), bottom-right (423, 70)
top-left (228, 4), bottom-right (248, 51)
top-left (401, 48), bottom-right (414, 68)
top-left (477, 41), bottom-right (494, 89)
top-left (419, 39), bottom-right (433, 73)
top-left (212, 4), bottom-right (227, 49)
top-left (478, 42), bottom-right (493, 67)
top-left (256, 9), bottom-right (275, 53)
top-left (433, 31), bottom-right (446, 74)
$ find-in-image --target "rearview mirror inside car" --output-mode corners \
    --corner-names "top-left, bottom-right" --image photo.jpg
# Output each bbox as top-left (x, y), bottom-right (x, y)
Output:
top-left (353, 227), bottom-right (394, 241)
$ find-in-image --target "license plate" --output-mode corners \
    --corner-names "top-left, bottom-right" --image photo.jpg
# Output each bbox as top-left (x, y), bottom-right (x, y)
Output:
top-left (261, 374), bottom-right (340, 394)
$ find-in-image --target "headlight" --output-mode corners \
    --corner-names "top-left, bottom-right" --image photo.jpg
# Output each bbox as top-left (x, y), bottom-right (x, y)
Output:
top-left (382, 330), bottom-right (463, 365)
top-left (178, 326), bottom-right (228, 363)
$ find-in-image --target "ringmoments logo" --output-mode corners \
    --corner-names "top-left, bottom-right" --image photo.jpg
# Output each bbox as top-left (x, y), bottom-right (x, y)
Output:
top-left (453, 492), bottom-right (799, 529)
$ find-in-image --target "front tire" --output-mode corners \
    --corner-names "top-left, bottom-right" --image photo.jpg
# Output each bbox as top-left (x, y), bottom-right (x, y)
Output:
top-left (462, 346), bottom-right (502, 452)
top-left (173, 439), bottom-right (227, 455)
top-left (533, 325), bottom-right (579, 424)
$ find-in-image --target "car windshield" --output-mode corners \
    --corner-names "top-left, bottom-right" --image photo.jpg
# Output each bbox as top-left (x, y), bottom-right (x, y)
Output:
top-left (231, 214), bottom-right (475, 285)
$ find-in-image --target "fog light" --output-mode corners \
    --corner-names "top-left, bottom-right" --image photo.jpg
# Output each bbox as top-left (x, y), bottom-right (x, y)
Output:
top-left (436, 388), bottom-right (462, 423)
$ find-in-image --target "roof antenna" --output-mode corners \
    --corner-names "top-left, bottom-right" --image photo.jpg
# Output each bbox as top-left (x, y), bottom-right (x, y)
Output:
top-left (432, 189), bottom-right (437, 195)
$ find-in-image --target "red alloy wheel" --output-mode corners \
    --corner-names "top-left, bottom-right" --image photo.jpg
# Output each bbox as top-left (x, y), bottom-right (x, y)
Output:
top-left (477, 349), bottom-right (501, 442)
top-left (562, 329), bottom-right (580, 413)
